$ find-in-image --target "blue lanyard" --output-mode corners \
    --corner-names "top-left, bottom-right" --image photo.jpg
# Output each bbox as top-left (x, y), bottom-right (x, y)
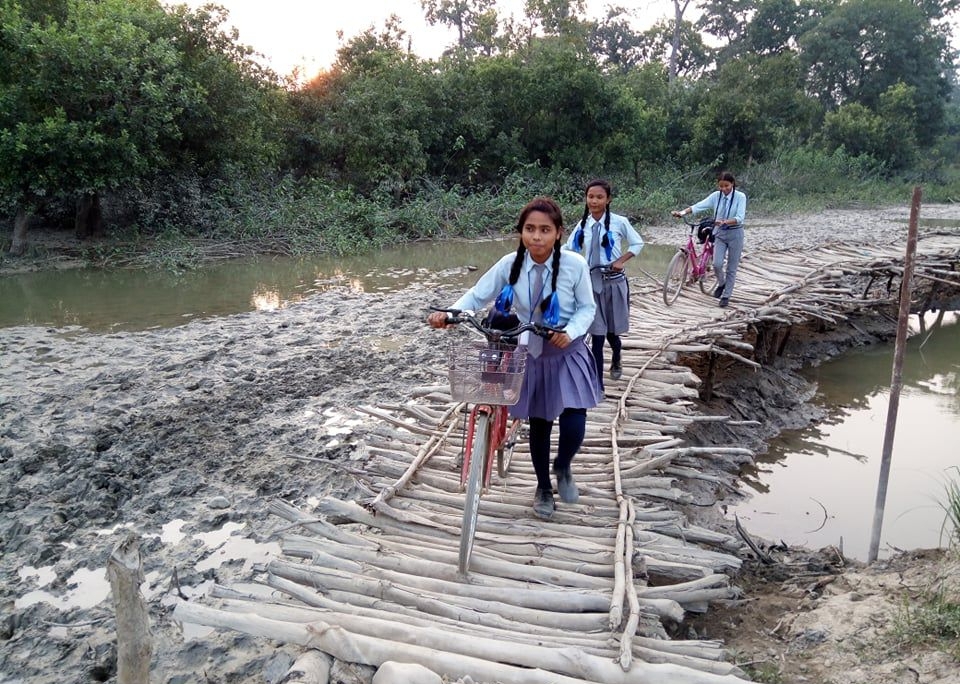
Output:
top-left (716, 192), bottom-right (733, 219)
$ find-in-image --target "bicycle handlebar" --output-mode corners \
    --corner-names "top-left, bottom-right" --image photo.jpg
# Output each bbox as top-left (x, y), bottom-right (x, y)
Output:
top-left (430, 307), bottom-right (563, 343)
top-left (675, 213), bottom-right (715, 231)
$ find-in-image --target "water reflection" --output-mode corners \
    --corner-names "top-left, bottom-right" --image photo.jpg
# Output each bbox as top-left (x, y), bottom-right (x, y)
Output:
top-left (730, 313), bottom-right (960, 560)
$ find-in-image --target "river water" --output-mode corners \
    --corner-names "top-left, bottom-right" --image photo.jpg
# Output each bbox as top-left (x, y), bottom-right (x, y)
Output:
top-left (1, 239), bottom-right (957, 560)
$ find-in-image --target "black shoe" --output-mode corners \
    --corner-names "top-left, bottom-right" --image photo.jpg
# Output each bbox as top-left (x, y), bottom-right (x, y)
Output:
top-left (713, 284), bottom-right (724, 298)
top-left (533, 488), bottom-right (555, 519)
top-left (610, 363), bottom-right (622, 380)
top-left (553, 467), bottom-right (579, 504)
top-left (719, 297), bottom-right (729, 308)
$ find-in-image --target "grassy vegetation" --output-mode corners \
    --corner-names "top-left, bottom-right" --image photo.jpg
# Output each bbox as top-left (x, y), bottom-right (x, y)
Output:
top-left (6, 149), bottom-right (958, 274)
top-left (890, 466), bottom-right (960, 661)
top-left (941, 467), bottom-right (960, 548)
top-left (892, 571), bottom-right (960, 660)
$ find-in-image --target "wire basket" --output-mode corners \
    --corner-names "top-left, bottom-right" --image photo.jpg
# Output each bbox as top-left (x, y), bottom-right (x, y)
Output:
top-left (447, 339), bottom-right (527, 406)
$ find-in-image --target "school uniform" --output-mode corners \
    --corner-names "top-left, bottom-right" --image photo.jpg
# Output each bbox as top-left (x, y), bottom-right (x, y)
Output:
top-left (451, 250), bottom-right (601, 421)
top-left (690, 190), bottom-right (747, 300)
top-left (563, 212), bottom-right (644, 335)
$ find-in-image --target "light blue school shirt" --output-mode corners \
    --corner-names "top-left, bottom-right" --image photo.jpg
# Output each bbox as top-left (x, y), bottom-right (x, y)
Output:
top-left (563, 212), bottom-right (644, 265)
top-left (691, 189), bottom-right (747, 227)
top-left (452, 250), bottom-right (596, 340)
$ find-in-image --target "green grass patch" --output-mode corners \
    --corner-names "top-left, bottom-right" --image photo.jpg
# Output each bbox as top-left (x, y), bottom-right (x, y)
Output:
top-left (892, 582), bottom-right (960, 660)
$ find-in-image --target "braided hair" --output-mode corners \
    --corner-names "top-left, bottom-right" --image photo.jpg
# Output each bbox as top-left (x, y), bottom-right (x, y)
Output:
top-left (494, 196), bottom-right (563, 323)
top-left (573, 179), bottom-right (613, 257)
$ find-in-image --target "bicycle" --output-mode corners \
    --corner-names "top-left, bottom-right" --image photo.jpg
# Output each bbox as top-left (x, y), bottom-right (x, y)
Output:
top-left (662, 213), bottom-right (718, 306)
top-left (431, 307), bottom-right (559, 575)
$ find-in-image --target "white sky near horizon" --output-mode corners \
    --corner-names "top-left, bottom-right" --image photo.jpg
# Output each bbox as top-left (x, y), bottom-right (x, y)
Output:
top-left (173, 0), bottom-right (674, 79)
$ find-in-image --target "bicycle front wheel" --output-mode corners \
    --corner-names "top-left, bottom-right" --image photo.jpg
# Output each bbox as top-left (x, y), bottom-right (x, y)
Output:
top-left (459, 411), bottom-right (489, 575)
top-left (662, 250), bottom-right (690, 306)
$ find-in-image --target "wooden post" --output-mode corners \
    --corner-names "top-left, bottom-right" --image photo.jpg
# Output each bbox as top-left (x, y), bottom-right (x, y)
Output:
top-left (107, 533), bottom-right (152, 684)
top-left (868, 187), bottom-right (922, 563)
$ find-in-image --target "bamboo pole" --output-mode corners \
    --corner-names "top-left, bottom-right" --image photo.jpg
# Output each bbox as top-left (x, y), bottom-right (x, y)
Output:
top-left (868, 187), bottom-right (921, 563)
top-left (173, 602), bottom-right (752, 684)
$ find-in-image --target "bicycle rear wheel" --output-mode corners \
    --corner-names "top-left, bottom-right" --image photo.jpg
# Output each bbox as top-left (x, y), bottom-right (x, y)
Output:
top-left (662, 250), bottom-right (689, 306)
top-left (459, 411), bottom-right (489, 575)
top-left (497, 417), bottom-right (522, 478)
top-left (697, 246), bottom-right (717, 295)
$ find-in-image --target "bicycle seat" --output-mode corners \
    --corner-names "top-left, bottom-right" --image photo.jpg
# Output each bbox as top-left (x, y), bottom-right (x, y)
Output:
top-left (696, 220), bottom-right (716, 244)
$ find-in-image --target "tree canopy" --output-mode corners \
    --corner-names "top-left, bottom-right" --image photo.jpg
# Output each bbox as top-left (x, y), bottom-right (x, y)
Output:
top-left (1, 0), bottom-right (957, 245)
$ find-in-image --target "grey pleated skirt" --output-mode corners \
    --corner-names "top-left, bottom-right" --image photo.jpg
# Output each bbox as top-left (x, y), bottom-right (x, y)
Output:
top-left (588, 274), bottom-right (630, 335)
top-left (509, 336), bottom-right (602, 422)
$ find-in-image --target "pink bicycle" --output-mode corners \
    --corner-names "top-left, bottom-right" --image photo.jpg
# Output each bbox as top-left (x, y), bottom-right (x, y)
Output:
top-left (662, 214), bottom-right (718, 306)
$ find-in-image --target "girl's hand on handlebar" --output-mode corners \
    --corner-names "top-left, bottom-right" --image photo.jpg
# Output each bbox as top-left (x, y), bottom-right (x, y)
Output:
top-left (548, 331), bottom-right (572, 349)
top-left (671, 210), bottom-right (684, 218)
top-left (427, 311), bottom-right (449, 328)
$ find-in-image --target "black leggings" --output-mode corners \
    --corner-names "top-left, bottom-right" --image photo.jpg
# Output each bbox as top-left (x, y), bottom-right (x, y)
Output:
top-left (528, 408), bottom-right (587, 492)
top-left (591, 333), bottom-right (622, 378)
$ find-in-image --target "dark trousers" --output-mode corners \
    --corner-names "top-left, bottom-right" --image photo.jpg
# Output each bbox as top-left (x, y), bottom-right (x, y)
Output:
top-left (591, 333), bottom-right (622, 385)
top-left (528, 408), bottom-right (586, 492)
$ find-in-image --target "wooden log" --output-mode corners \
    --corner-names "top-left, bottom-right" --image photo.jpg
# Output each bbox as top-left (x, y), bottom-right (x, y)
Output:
top-left (282, 649), bottom-right (332, 684)
top-left (107, 533), bottom-right (151, 684)
top-left (174, 602), bottom-right (752, 684)
top-left (235, 580), bottom-right (629, 646)
top-left (372, 662), bottom-right (442, 684)
top-left (281, 533), bottom-right (614, 589)
top-left (269, 557), bottom-right (610, 613)
top-left (268, 560), bottom-right (611, 631)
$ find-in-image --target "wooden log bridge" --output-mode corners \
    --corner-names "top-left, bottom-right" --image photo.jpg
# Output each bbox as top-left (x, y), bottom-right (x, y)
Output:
top-left (174, 229), bottom-right (960, 684)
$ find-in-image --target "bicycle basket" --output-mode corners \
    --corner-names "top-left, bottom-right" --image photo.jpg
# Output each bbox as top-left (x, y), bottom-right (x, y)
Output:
top-left (696, 219), bottom-right (716, 244)
top-left (447, 339), bottom-right (527, 406)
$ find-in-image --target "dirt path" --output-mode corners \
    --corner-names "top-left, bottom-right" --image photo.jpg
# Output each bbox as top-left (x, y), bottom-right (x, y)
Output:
top-left (1, 205), bottom-right (958, 683)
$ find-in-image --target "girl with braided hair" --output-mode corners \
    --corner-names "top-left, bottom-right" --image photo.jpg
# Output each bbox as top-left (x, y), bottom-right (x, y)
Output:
top-left (427, 196), bottom-right (601, 519)
top-left (564, 179), bottom-right (644, 390)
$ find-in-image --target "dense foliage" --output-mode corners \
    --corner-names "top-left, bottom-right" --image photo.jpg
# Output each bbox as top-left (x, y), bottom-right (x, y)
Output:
top-left (1, 0), bottom-right (958, 261)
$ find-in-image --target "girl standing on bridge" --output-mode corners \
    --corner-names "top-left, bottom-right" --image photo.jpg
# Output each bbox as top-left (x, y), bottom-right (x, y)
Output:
top-left (564, 179), bottom-right (644, 391)
top-left (673, 171), bottom-right (747, 308)
top-left (427, 197), bottom-right (601, 520)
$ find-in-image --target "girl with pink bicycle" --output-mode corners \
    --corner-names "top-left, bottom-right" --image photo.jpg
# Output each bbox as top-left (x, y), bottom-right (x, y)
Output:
top-left (673, 171), bottom-right (747, 308)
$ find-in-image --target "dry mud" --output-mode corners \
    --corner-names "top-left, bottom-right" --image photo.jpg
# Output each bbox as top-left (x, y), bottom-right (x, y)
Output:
top-left (1, 204), bottom-right (958, 684)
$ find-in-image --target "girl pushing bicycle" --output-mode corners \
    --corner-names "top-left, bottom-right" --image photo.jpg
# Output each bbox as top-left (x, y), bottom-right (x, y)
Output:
top-left (673, 171), bottom-right (747, 308)
top-left (564, 179), bottom-right (644, 391)
top-left (427, 196), bottom-right (601, 520)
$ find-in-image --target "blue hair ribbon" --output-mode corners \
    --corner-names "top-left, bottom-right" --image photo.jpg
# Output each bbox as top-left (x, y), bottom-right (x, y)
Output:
top-left (574, 224), bottom-right (585, 251)
top-left (603, 229), bottom-right (613, 261)
top-left (544, 292), bottom-right (560, 326)
top-left (494, 284), bottom-right (514, 314)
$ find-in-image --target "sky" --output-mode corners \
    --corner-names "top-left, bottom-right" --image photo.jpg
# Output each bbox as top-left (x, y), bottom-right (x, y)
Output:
top-left (173, 0), bottom-right (671, 79)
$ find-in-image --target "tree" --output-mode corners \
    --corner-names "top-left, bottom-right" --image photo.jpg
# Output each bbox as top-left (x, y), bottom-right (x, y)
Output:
top-left (0, 0), bottom-right (282, 253)
top-left (743, 0), bottom-right (826, 56)
top-left (0, 0), bottom-right (201, 251)
top-left (639, 18), bottom-right (712, 80)
top-left (588, 6), bottom-right (645, 72)
top-left (685, 53), bottom-right (819, 166)
top-left (819, 82), bottom-right (920, 170)
top-left (420, 0), bottom-right (500, 55)
top-left (668, 0), bottom-right (693, 82)
top-left (291, 21), bottom-right (436, 197)
top-left (524, 0), bottom-right (588, 42)
top-left (798, 0), bottom-right (953, 144)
